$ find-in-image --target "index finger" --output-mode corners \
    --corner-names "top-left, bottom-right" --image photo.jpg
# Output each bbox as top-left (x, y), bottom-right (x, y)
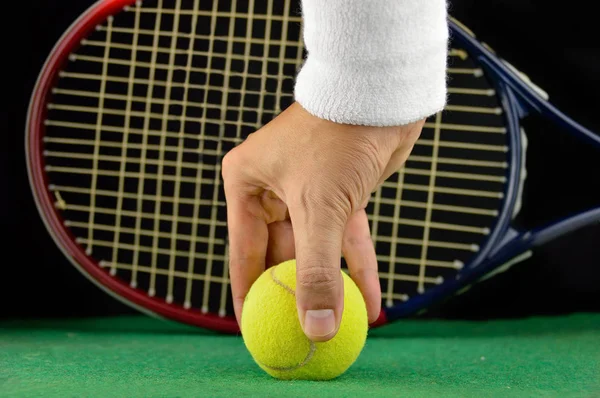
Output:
top-left (225, 194), bottom-right (268, 328)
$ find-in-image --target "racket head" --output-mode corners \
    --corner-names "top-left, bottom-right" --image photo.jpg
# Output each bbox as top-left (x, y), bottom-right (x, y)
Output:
top-left (27, 0), bottom-right (555, 331)
top-left (26, 0), bottom-right (238, 332)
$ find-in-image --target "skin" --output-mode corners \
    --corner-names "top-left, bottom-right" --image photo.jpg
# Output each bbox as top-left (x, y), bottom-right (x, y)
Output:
top-left (222, 102), bottom-right (424, 342)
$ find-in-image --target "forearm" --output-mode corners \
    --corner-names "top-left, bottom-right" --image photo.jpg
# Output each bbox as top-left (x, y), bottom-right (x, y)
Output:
top-left (294, 0), bottom-right (448, 127)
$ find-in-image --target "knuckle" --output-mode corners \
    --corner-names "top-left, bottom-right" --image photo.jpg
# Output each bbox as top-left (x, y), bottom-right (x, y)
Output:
top-left (330, 138), bottom-right (385, 207)
top-left (292, 184), bottom-right (352, 223)
top-left (354, 135), bottom-right (387, 176)
top-left (297, 264), bottom-right (339, 293)
top-left (221, 152), bottom-right (235, 181)
top-left (221, 147), bottom-right (241, 181)
top-left (343, 232), bottom-right (370, 249)
top-left (335, 170), bottom-right (366, 209)
top-left (232, 290), bottom-right (247, 304)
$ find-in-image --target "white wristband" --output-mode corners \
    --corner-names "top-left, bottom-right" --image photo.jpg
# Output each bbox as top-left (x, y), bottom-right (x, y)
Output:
top-left (294, 0), bottom-right (449, 127)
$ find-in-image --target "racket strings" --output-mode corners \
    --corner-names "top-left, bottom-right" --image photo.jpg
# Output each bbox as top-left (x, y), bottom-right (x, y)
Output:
top-left (367, 40), bottom-right (508, 304)
top-left (42, 0), bottom-right (510, 316)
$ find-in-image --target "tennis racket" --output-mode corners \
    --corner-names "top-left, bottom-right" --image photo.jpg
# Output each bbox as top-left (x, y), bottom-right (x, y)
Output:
top-left (27, 0), bottom-right (600, 332)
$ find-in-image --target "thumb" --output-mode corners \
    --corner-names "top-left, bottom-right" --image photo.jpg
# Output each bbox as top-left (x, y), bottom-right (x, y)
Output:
top-left (289, 199), bottom-right (348, 342)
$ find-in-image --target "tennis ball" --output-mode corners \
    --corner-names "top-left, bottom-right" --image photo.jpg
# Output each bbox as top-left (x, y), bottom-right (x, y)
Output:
top-left (241, 259), bottom-right (368, 380)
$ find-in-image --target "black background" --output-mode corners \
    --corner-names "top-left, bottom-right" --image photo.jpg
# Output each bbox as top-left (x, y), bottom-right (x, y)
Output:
top-left (2, 0), bottom-right (599, 321)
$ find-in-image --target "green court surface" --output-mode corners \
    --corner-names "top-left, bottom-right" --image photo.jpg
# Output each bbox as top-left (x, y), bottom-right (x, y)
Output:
top-left (1, 313), bottom-right (599, 397)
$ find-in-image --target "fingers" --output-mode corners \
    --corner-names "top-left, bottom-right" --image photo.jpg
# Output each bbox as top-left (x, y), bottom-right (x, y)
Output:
top-left (378, 119), bottom-right (424, 186)
top-left (225, 197), bottom-right (268, 328)
top-left (342, 210), bottom-right (381, 324)
top-left (289, 198), bottom-right (348, 342)
top-left (266, 220), bottom-right (295, 268)
top-left (222, 153), bottom-right (269, 328)
top-left (378, 143), bottom-right (416, 186)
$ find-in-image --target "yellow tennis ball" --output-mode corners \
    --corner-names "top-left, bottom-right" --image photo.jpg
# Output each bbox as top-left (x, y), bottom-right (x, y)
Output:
top-left (241, 259), bottom-right (368, 380)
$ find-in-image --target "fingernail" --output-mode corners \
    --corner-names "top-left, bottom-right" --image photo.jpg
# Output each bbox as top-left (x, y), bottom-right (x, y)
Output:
top-left (304, 309), bottom-right (335, 338)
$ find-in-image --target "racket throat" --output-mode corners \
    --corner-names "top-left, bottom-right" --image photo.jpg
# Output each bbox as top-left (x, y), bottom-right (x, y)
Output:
top-left (487, 227), bottom-right (521, 258)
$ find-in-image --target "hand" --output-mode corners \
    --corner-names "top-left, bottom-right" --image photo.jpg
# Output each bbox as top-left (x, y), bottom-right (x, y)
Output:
top-left (222, 102), bottom-right (424, 341)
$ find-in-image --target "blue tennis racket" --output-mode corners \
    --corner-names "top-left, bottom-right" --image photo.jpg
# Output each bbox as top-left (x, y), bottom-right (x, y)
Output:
top-left (27, 0), bottom-right (600, 332)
